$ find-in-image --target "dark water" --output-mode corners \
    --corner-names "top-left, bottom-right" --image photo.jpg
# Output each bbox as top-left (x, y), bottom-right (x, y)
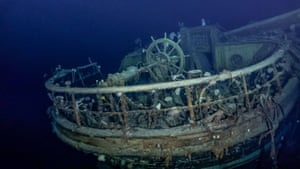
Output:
top-left (1, 0), bottom-right (300, 168)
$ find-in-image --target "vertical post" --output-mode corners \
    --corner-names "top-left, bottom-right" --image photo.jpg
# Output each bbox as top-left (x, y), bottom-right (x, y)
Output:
top-left (71, 94), bottom-right (81, 127)
top-left (196, 86), bottom-right (204, 119)
top-left (272, 64), bottom-right (282, 93)
top-left (109, 94), bottom-right (116, 112)
top-left (147, 111), bottom-right (151, 128)
top-left (51, 91), bottom-right (59, 115)
top-left (97, 94), bottom-right (103, 112)
top-left (120, 94), bottom-right (129, 131)
top-left (185, 86), bottom-right (195, 125)
top-left (242, 75), bottom-right (250, 110)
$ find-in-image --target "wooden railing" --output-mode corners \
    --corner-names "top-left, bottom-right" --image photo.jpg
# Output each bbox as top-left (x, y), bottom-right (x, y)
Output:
top-left (46, 46), bottom-right (289, 130)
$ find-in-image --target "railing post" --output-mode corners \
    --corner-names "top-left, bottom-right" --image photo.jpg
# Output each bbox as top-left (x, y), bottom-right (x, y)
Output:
top-left (97, 94), bottom-right (103, 112)
top-left (71, 93), bottom-right (81, 127)
top-left (109, 94), bottom-right (116, 112)
top-left (273, 64), bottom-right (282, 93)
top-left (185, 86), bottom-right (195, 125)
top-left (120, 94), bottom-right (129, 141)
top-left (51, 91), bottom-right (59, 115)
top-left (242, 75), bottom-right (250, 110)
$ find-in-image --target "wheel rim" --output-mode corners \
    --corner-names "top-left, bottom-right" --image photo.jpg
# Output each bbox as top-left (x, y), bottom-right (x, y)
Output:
top-left (146, 33), bottom-right (185, 81)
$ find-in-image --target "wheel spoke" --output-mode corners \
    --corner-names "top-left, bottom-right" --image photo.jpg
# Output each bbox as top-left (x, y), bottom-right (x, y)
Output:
top-left (146, 36), bottom-right (185, 81)
top-left (163, 43), bottom-right (168, 53)
top-left (155, 44), bottom-right (161, 53)
top-left (170, 55), bottom-right (180, 62)
top-left (170, 63), bottom-right (180, 70)
top-left (167, 46), bottom-right (176, 55)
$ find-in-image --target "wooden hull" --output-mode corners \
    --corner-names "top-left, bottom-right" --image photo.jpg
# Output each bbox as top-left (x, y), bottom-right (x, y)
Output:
top-left (51, 77), bottom-right (299, 168)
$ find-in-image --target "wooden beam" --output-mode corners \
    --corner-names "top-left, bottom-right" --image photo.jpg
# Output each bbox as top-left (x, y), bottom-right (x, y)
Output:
top-left (45, 48), bottom-right (286, 94)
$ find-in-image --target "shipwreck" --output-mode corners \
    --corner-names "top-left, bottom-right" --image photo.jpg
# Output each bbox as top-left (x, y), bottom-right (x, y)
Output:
top-left (45, 8), bottom-right (300, 168)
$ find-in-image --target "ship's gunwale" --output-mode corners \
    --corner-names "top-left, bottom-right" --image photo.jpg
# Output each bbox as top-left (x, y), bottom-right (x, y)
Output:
top-left (45, 46), bottom-right (287, 94)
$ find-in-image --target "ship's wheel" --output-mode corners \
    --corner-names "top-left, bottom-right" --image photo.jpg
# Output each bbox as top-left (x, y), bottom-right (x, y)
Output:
top-left (145, 33), bottom-right (185, 81)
